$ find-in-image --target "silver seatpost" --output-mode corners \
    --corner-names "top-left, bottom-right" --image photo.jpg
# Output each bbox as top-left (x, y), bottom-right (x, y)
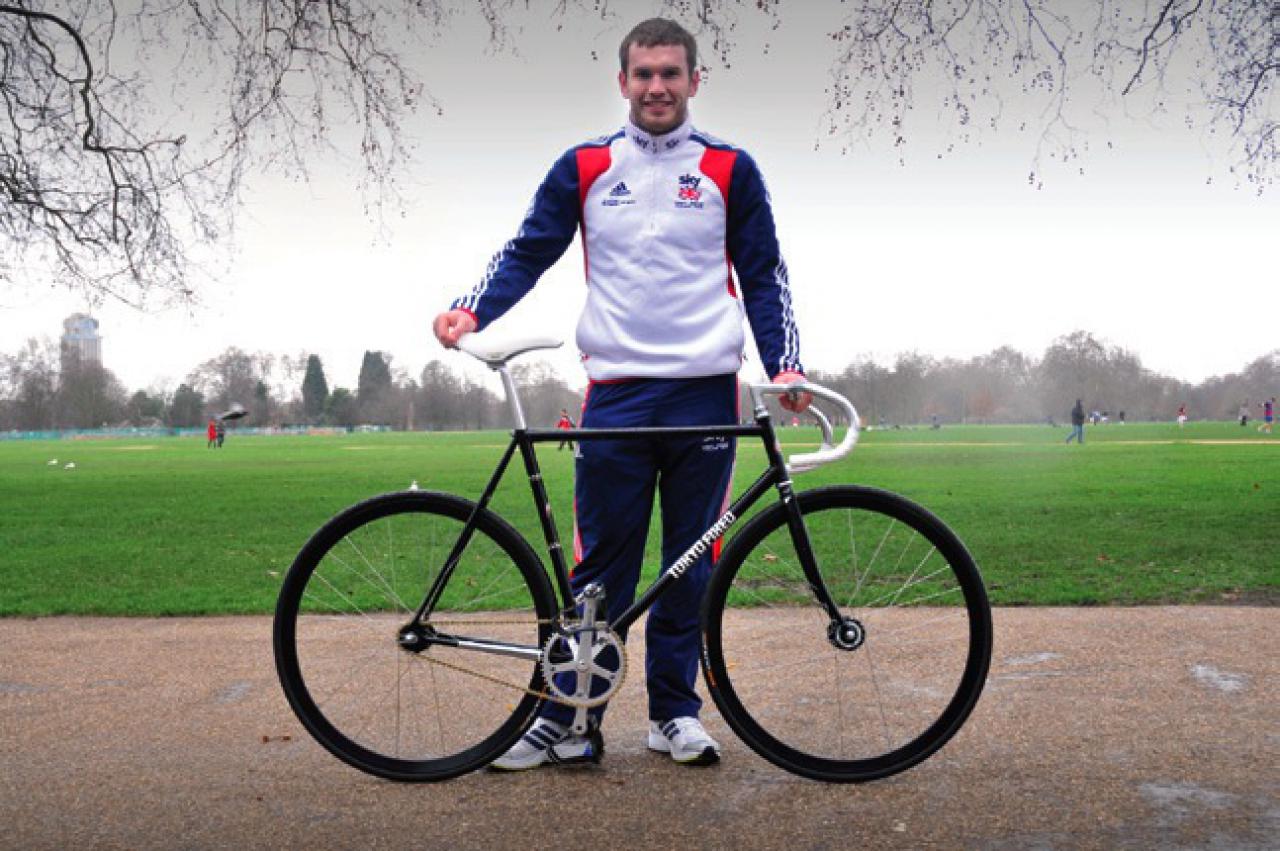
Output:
top-left (455, 335), bottom-right (562, 431)
top-left (495, 364), bottom-right (527, 430)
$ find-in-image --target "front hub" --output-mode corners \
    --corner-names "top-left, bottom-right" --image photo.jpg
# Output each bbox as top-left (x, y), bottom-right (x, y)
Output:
top-left (828, 616), bottom-right (866, 651)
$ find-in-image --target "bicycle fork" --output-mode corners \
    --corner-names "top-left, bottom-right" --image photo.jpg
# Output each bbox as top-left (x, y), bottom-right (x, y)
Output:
top-left (761, 409), bottom-right (867, 653)
top-left (785, 490), bottom-right (868, 651)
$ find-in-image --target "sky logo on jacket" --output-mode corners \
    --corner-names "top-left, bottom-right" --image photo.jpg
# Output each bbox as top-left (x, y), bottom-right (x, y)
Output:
top-left (676, 174), bottom-right (704, 208)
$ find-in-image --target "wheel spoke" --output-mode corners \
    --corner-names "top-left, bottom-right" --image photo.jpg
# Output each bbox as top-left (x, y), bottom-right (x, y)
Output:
top-left (848, 514), bottom-right (896, 608)
top-left (339, 531), bottom-right (414, 612)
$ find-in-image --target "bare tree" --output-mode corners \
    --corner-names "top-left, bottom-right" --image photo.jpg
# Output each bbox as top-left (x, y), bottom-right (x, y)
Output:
top-left (2, 337), bottom-right (59, 429)
top-left (1191, 350), bottom-right (1280, 419)
top-left (1, 1), bottom-right (444, 306)
top-left (821, 1), bottom-right (1278, 190)
top-left (190, 346), bottom-right (273, 415)
top-left (3, 1), bottom-right (1272, 313)
top-left (511, 360), bottom-right (583, 429)
top-left (1038, 330), bottom-right (1113, 414)
top-left (56, 353), bottom-right (126, 427)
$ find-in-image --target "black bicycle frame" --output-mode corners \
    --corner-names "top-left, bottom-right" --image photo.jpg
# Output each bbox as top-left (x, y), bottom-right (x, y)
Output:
top-left (412, 404), bottom-right (846, 644)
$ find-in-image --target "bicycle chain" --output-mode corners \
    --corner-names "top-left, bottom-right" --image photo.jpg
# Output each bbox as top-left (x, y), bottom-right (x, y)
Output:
top-left (412, 650), bottom-right (570, 706)
top-left (415, 618), bottom-right (626, 709)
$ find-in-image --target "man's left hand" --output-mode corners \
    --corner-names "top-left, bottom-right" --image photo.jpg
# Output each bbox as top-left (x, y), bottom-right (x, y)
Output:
top-left (773, 370), bottom-right (812, 413)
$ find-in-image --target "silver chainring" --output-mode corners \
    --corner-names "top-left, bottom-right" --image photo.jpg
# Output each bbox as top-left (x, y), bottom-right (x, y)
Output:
top-left (540, 625), bottom-right (626, 708)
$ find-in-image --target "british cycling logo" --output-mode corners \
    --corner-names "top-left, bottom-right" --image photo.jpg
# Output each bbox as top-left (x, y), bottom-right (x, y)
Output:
top-left (602, 181), bottom-right (635, 207)
top-left (676, 174), bottom-right (704, 208)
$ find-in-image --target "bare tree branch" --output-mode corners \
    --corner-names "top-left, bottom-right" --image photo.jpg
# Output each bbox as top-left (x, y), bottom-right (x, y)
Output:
top-left (1121, 0), bottom-right (1204, 96)
top-left (820, 0), bottom-right (1277, 191)
top-left (1, 1), bottom-right (454, 307)
top-left (1, 0), bottom-right (1273, 313)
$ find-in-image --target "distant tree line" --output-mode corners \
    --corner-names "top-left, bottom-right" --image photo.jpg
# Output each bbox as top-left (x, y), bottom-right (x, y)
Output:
top-left (802, 331), bottom-right (1280, 427)
top-left (1, 330), bottom-right (1277, 432)
top-left (0, 342), bottom-right (582, 432)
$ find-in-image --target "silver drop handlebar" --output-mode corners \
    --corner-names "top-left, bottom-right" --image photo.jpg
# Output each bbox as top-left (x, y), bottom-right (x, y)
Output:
top-left (748, 381), bottom-right (860, 474)
top-left (456, 334), bottom-right (859, 474)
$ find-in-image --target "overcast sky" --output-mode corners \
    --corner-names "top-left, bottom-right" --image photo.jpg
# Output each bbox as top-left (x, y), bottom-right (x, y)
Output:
top-left (2, 4), bottom-right (1276, 394)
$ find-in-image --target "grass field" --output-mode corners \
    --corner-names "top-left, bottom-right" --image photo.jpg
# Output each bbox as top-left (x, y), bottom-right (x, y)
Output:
top-left (1, 420), bottom-right (1276, 616)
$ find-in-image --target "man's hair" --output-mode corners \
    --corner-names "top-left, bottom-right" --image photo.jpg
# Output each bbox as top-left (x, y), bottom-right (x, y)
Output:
top-left (618, 18), bottom-right (697, 75)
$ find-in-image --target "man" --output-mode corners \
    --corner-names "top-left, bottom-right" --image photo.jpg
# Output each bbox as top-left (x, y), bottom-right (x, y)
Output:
top-left (433, 18), bottom-right (809, 770)
top-left (1066, 399), bottom-right (1085, 444)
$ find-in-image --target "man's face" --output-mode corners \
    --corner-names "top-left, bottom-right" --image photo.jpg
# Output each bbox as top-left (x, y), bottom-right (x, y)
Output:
top-left (618, 43), bottom-right (699, 135)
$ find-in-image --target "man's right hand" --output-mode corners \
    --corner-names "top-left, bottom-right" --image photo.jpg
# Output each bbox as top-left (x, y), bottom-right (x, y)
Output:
top-left (432, 309), bottom-right (477, 348)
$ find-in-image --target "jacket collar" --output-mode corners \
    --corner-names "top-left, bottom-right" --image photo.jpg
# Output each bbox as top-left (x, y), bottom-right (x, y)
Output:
top-left (626, 117), bottom-right (693, 156)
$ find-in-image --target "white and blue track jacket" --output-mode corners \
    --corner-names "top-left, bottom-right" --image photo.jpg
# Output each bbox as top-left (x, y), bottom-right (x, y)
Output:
top-left (451, 118), bottom-right (802, 381)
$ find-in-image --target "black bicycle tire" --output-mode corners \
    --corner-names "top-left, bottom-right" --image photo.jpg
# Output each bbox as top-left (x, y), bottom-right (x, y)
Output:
top-left (701, 485), bottom-right (993, 783)
top-left (273, 490), bottom-right (557, 782)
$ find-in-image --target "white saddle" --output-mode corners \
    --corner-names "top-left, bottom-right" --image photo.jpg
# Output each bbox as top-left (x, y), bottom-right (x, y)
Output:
top-left (456, 334), bottom-right (563, 367)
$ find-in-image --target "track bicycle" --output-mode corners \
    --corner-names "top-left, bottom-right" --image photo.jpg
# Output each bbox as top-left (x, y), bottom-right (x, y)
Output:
top-left (273, 335), bottom-right (993, 783)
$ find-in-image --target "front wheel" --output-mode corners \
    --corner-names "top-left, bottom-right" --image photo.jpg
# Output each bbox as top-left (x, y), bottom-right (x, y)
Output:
top-left (701, 486), bottom-right (992, 782)
top-left (274, 491), bottom-right (557, 781)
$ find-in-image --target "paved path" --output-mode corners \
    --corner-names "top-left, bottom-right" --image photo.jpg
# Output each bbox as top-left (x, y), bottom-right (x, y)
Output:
top-left (1, 608), bottom-right (1277, 850)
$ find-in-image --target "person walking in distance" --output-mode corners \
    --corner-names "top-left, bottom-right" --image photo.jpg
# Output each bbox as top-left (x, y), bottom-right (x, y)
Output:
top-left (433, 17), bottom-right (810, 770)
top-left (1261, 398), bottom-right (1275, 434)
top-left (555, 408), bottom-right (576, 451)
top-left (1066, 399), bottom-right (1085, 444)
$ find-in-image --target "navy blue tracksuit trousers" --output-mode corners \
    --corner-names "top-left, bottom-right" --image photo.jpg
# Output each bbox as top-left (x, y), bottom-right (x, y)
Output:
top-left (541, 373), bottom-right (737, 727)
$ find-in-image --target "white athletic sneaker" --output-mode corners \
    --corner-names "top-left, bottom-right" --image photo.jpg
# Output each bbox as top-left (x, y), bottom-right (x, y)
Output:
top-left (647, 717), bottom-right (721, 766)
top-left (489, 719), bottom-right (599, 771)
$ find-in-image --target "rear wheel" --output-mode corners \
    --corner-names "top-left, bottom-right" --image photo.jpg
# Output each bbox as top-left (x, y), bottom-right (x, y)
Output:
top-left (274, 491), bottom-right (556, 781)
top-left (701, 486), bottom-right (992, 782)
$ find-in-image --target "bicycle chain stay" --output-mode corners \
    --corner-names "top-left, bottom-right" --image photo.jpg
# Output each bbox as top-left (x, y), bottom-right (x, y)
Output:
top-left (416, 618), bottom-right (628, 709)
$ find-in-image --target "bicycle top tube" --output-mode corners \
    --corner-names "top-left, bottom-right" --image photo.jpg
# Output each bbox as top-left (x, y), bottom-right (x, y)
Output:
top-left (455, 333), bottom-right (860, 474)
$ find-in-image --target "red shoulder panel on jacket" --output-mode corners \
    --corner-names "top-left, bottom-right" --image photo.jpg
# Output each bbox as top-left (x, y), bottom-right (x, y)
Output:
top-left (699, 147), bottom-right (737, 207)
top-left (576, 146), bottom-right (613, 210)
top-left (700, 147), bottom-right (738, 296)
